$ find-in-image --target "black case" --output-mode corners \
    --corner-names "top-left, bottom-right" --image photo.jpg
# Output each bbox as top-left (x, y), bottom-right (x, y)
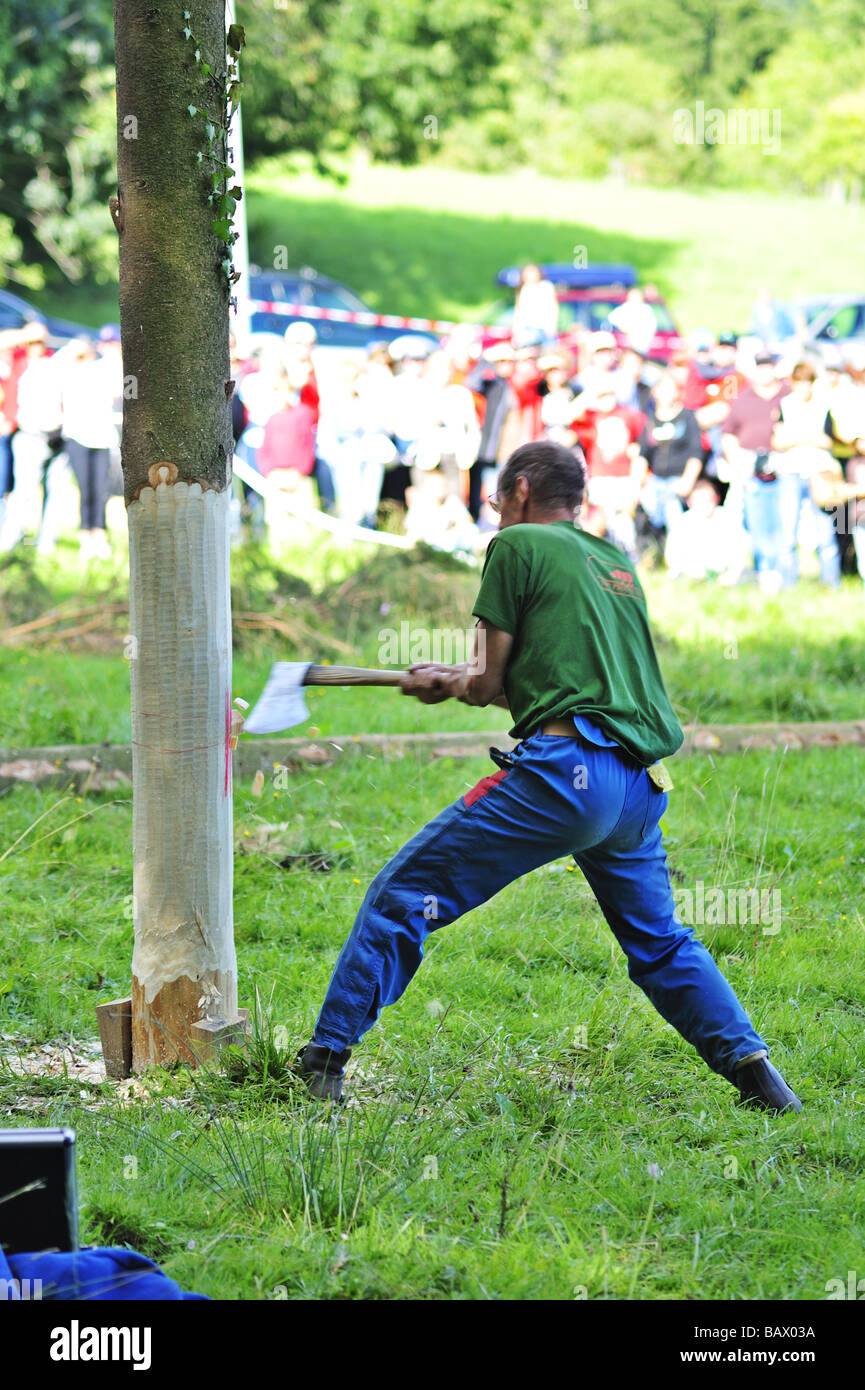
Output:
top-left (0, 1127), bottom-right (79, 1255)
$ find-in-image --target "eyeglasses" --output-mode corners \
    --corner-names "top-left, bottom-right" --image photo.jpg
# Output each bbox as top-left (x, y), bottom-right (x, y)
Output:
top-left (487, 493), bottom-right (502, 514)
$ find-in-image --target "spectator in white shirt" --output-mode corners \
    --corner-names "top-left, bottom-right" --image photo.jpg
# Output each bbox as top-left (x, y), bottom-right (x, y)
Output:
top-left (608, 287), bottom-right (659, 357)
top-left (665, 478), bottom-right (748, 583)
top-left (770, 360), bottom-right (839, 587)
top-left (60, 336), bottom-right (120, 560)
top-left (539, 352), bottom-right (577, 443)
top-left (512, 264), bottom-right (559, 347)
top-left (0, 327), bottom-right (65, 554)
top-left (316, 360), bottom-right (396, 528)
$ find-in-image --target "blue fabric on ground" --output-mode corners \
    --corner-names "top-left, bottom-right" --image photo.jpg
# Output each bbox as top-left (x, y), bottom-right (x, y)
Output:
top-left (0, 1240), bottom-right (20, 1299)
top-left (3, 1247), bottom-right (209, 1300)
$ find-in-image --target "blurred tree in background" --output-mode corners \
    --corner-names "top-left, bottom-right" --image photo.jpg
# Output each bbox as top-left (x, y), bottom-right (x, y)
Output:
top-left (0, 2), bottom-right (116, 287)
top-left (1, 0), bottom-right (864, 292)
top-left (236, 0), bottom-right (513, 168)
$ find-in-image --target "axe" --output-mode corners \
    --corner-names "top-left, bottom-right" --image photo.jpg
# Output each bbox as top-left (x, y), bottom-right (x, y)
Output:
top-left (242, 662), bottom-right (406, 735)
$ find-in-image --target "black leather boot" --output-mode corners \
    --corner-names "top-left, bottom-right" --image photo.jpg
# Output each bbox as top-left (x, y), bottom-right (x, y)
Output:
top-left (294, 1042), bottom-right (352, 1102)
top-left (735, 1053), bottom-right (802, 1114)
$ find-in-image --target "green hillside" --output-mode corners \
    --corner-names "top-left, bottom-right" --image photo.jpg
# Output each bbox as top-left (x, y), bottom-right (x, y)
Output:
top-left (245, 157), bottom-right (865, 336)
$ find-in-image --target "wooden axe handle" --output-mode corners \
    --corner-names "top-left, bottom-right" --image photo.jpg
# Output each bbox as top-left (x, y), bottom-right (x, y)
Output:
top-left (305, 664), bottom-right (406, 688)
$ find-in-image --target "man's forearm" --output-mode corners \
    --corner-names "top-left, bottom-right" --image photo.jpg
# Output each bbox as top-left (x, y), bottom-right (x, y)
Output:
top-left (402, 620), bottom-right (513, 708)
top-left (459, 672), bottom-right (505, 707)
top-left (406, 664), bottom-right (503, 706)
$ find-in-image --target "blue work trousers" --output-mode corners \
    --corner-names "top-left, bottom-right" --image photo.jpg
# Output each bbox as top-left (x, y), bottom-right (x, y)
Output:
top-left (314, 729), bottom-right (767, 1083)
top-left (777, 471), bottom-right (840, 588)
top-left (742, 475), bottom-right (782, 574)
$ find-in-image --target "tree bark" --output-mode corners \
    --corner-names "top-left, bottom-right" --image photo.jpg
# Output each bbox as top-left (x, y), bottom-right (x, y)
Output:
top-left (114, 0), bottom-right (239, 1070)
top-left (114, 1), bottom-right (233, 497)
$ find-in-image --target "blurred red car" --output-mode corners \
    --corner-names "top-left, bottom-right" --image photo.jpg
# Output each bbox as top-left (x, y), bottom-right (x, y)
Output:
top-left (480, 264), bottom-right (683, 364)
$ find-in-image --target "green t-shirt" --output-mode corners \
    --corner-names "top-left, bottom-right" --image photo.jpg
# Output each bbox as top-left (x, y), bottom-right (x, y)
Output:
top-left (471, 520), bottom-right (683, 765)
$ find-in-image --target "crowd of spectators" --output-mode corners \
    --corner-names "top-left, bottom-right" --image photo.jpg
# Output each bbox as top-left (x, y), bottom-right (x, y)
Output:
top-left (228, 298), bottom-right (865, 592)
top-left (0, 322), bottom-right (122, 560)
top-left (3, 282), bottom-right (865, 594)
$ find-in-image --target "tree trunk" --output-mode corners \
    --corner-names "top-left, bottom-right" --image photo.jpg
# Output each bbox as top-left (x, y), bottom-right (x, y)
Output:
top-left (114, 0), bottom-right (239, 1069)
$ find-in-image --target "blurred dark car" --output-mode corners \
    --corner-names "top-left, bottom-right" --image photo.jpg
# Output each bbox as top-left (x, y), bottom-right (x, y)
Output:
top-left (0, 287), bottom-right (91, 346)
top-left (246, 266), bottom-right (440, 353)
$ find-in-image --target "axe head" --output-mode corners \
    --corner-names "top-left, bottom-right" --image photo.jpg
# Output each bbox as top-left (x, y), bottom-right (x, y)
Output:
top-left (243, 662), bottom-right (313, 734)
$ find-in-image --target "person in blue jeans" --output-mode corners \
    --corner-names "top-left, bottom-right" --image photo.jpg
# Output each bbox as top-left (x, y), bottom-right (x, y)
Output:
top-left (771, 362), bottom-right (840, 588)
top-left (776, 471), bottom-right (840, 587)
top-left (636, 370), bottom-right (704, 543)
top-left (742, 472), bottom-right (783, 586)
top-left (720, 352), bottom-right (789, 588)
top-left (295, 442), bottom-right (801, 1115)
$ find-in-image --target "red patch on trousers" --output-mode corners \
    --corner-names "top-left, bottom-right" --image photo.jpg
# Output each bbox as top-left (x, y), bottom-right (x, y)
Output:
top-left (224, 689), bottom-right (232, 797)
top-left (463, 768), bottom-right (508, 808)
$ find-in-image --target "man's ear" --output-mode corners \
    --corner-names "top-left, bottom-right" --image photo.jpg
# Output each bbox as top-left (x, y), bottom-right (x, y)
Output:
top-left (515, 475), bottom-right (530, 504)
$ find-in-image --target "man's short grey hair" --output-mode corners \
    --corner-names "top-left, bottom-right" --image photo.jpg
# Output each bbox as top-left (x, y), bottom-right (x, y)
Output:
top-left (497, 440), bottom-right (586, 512)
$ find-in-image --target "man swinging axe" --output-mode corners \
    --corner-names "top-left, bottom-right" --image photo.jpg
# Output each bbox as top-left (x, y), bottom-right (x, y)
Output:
top-left (294, 440), bottom-right (801, 1114)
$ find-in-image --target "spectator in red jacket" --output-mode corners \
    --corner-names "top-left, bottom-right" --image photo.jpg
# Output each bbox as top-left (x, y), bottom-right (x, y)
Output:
top-left (283, 321), bottom-right (320, 424)
top-left (257, 400), bottom-right (317, 481)
top-left (510, 348), bottom-right (545, 445)
top-left (0, 323), bottom-right (44, 517)
top-left (0, 324), bottom-right (65, 554)
top-left (284, 320), bottom-right (334, 512)
top-left (258, 392), bottom-right (318, 547)
top-left (251, 333), bottom-right (319, 545)
top-left (576, 385), bottom-right (646, 562)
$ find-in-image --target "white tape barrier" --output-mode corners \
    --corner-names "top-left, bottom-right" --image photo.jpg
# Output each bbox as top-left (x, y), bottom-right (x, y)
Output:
top-left (232, 455), bottom-right (413, 549)
top-left (248, 299), bottom-right (462, 335)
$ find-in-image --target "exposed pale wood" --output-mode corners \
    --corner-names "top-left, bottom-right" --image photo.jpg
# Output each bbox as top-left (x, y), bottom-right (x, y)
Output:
top-left (189, 1009), bottom-right (249, 1067)
top-left (132, 974), bottom-right (244, 1070)
top-left (95, 996), bottom-right (133, 1079)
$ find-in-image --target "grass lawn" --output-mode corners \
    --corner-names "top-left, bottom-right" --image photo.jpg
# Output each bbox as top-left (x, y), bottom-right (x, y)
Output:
top-left (1, 536), bottom-right (864, 749)
top-left (25, 283), bottom-right (120, 335)
top-left (0, 741), bottom-right (863, 1300)
top-left (2, 539), bottom-right (864, 1300)
top-left (245, 155), bottom-right (865, 333)
top-left (26, 156), bottom-right (865, 336)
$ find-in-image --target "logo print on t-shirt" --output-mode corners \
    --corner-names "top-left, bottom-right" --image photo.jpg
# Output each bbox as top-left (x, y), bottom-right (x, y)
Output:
top-left (587, 553), bottom-right (641, 597)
